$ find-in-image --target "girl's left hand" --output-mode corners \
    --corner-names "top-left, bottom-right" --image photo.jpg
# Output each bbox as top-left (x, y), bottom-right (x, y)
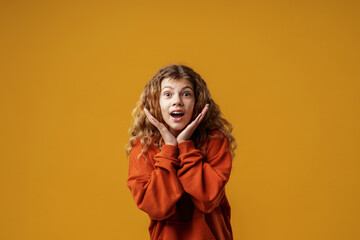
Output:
top-left (177, 104), bottom-right (209, 144)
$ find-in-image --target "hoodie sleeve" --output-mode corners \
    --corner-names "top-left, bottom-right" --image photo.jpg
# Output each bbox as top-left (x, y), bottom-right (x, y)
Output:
top-left (177, 131), bottom-right (232, 213)
top-left (127, 141), bottom-right (184, 220)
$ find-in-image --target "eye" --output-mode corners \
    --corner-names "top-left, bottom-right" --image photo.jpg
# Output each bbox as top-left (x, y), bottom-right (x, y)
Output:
top-left (183, 91), bottom-right (192, 97)
top-left (163, 92), bottom-right (172, 97)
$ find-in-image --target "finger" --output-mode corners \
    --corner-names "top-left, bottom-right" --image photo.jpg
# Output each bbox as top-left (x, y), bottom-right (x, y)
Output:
top-left (193, 104), bottom-right (209, 125)
top-left (186, 112), bottom-right (203, 131)
top-left (144, 108), bottom-right (161, 127)
top-left (143, 108), bottom-right (154, 124)
top-left (198, 104), bottom-right (209, 122)
top-left (144, 108), bottom-right (172, 137)
top-left (195, 113), bottom-right (203, 124)
top-left (143, 109), bottom-right (176, 145)
top-left (177, 104), bottom-right (210, 142)
top-left (188, 104), bottom-right (208, 128)
top-left (144, 108), bottom-right (157, 124)
top-left (201, 104), bottom-right (209, 115)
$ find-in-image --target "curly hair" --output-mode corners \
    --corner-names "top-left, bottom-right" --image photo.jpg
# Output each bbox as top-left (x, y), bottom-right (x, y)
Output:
top-left (126, 64), bottom-right (236, 159)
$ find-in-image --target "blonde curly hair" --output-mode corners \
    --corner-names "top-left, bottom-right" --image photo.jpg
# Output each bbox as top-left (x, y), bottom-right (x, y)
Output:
top-left (126, 64), bottom-right (236, 159)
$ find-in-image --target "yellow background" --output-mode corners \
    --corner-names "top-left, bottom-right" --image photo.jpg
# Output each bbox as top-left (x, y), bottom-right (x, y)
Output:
top-left (1, 0), bottom-right (359, 239)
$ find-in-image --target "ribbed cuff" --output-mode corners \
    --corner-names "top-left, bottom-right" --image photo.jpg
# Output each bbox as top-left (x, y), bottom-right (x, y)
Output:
top-left (155, 158), bottom-right (180, 169)
top-left (160, 144), bottom-right (179, 158)
top-left (178, 140), bottom-right (195, 154)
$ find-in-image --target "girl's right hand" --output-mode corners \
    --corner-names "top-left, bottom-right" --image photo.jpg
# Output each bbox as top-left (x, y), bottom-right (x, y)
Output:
top-left (144, 108), bottom-right (177, 146)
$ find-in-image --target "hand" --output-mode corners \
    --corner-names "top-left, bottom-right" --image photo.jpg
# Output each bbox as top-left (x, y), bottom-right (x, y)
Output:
top-left (144, 104), bottom-right (209, 146)
top-left (177, 104), bottom-right (209, 144)
top-left (144, 108), bottom-right (177, 146)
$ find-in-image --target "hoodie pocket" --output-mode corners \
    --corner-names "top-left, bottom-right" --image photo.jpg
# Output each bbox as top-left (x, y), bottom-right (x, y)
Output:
top-left (158, 217), bottom-right (216, 240)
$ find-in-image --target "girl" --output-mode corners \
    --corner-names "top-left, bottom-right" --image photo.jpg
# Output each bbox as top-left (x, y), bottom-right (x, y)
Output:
top-left (127, 64), bottom-right (236, 240)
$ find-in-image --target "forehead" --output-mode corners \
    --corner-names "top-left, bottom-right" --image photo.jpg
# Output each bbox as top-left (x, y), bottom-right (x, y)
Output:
top-left (161, 77), bottom-right (193, 90)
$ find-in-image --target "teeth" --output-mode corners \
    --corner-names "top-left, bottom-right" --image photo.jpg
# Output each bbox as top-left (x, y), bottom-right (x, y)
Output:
top-left (171, 112), bottom-right (184, 117)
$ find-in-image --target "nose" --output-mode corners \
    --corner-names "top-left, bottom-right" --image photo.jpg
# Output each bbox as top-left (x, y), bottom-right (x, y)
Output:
top-left (172, 93), bottom-right (183, 106)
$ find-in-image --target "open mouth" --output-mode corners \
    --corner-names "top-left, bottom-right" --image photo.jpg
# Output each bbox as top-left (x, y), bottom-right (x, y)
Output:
top-left (170, 111), bottom-right (185, 119)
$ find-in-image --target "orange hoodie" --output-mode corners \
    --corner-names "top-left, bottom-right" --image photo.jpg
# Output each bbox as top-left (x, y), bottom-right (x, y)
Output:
top-left (127, 130), bottom-right (233, 240)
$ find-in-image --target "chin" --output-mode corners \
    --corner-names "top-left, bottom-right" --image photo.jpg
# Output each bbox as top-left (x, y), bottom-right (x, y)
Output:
top-left (171, 125), bottom-right (185, 131)
top-left (167, 122), bottom-right (187, 134)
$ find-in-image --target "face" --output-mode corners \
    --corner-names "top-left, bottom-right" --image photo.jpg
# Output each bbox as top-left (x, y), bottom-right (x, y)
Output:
top-left (159, 78), bottom-right (195, 137)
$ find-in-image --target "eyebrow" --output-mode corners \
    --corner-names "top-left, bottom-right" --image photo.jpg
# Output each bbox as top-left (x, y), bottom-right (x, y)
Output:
top-left (161, 86), bottom-right (193, 91)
